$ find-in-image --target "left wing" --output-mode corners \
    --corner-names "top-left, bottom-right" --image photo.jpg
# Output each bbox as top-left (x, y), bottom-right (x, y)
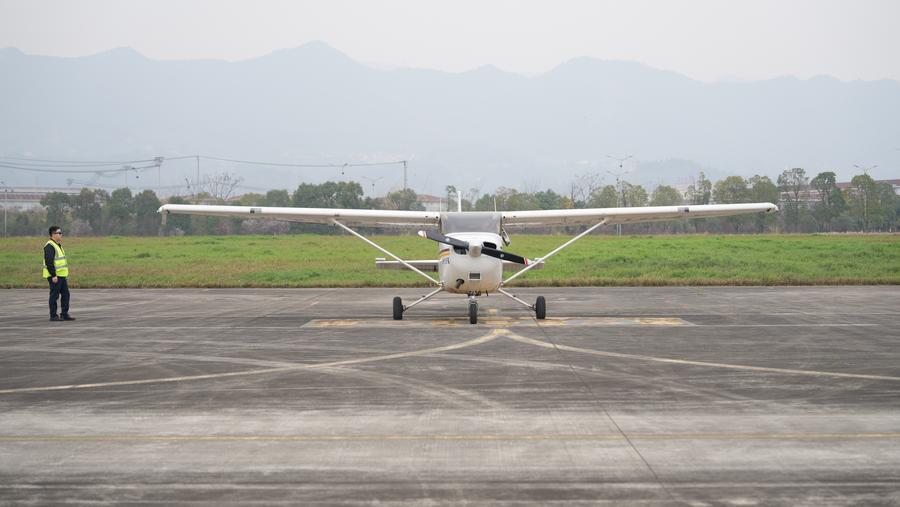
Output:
top-left (158, 204), bottom-right (440, 227)
top-left (501, 203), bottom-right (778, 227)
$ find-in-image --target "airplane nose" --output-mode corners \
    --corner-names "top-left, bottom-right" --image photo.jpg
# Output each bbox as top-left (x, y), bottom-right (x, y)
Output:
top-left (468, 244), bottom-right (482, 257)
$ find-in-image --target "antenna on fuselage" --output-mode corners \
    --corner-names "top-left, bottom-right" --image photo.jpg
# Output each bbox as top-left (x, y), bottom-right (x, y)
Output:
top-left (457, 190), bottom-right (462, 212)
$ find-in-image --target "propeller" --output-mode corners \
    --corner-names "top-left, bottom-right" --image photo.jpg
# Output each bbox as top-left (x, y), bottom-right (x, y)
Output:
top-left (418, 230), bottom-right (529, 265)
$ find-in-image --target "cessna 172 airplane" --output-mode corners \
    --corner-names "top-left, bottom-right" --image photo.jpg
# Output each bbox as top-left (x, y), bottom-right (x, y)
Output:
top-left (158, 198), bottom-right (777, 324)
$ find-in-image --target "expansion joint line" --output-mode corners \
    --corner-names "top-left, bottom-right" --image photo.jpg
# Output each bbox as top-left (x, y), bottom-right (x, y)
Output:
top-left (520, 325), bottom-right (680, 504)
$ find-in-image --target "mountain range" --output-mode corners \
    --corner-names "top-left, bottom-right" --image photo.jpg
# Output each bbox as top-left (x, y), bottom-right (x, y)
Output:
top-left (1, 41), bottom-right (898, 196)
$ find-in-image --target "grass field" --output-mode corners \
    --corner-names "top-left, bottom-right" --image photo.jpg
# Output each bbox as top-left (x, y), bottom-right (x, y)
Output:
top-left (1, 234), bottom-right (898, 288)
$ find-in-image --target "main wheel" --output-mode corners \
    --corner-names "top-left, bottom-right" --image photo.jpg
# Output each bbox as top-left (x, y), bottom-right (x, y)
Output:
top-left (393, 296), bottom-right (403, 320)
top-left (535, 296), bottom-right (546, 320)
top-left (468, 301), bottom-right (478, 324)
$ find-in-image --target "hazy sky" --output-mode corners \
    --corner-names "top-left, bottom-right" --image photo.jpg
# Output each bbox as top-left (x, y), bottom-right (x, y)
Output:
top-left (2, 0), bottom-right (899, 82)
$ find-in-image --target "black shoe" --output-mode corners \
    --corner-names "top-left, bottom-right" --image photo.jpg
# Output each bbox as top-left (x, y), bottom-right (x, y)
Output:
top-left (61, 315), bottom-right (76, 321)
top-left (50, 315), bottom-right (60, 321)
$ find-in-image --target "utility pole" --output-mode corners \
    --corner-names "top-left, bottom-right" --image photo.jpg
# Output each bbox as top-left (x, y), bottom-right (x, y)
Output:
top-left (195, 155), bottom-right (201, 194)
top-left (402, 160), bottom-right (408, 190)
top-left (606, 155), bottom-right (633, 236)
top-left (1, 181), bottom-right (10, 237)
top-left (154, 157), bottom-right (164, 195)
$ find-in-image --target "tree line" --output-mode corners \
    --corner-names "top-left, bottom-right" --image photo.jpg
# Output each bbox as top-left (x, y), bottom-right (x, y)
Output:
top-left (3, 168), bottom-right (897, 236)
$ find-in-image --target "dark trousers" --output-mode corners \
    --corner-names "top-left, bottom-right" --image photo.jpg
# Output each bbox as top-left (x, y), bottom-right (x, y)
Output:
top-left (48, 276), bottom-right (70, 317)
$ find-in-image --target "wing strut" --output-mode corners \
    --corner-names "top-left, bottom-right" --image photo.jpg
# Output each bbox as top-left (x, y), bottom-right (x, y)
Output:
top-left (332, 219), bottom-right (441, 286)
top-left (501, 219), bottom-right (609, 286)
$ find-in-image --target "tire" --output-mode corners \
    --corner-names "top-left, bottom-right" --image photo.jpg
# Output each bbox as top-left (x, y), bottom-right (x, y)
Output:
top-left (468, 301), bottom-right (478, 324)
top-left (393, 296), bottom-right (403, 320)
top-left (535, 296), bottom-right (546, 320)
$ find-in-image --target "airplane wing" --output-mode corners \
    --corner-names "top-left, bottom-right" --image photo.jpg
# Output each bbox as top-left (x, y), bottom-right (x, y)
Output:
top-left (158, 204), bottom-right (440, 227)
top-left (501, 203), bottom-right (778, 227)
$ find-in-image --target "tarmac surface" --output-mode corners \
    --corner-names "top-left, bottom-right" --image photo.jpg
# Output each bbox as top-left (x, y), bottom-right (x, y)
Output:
top-left (1, 286), bottom-right (899, 505)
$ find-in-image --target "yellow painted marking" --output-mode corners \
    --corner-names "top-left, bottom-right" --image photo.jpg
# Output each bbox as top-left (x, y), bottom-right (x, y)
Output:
top-left (0, 330), bottom-right (507, 395)
top-left (505, 332), bottom-right (900, 382)
top-left (1, 432), bottom-right (898, 442)
top-left (309, 319), bottom-right (362, 327)
top-left (632, 317), bottom-right (688, 326)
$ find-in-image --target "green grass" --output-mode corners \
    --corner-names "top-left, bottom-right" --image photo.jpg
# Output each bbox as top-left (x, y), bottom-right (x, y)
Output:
top-left (2, 234), bottom-right (898, 288)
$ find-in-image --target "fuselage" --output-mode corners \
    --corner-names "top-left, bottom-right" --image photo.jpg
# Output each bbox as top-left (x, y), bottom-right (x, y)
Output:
top-left (438, 232), bottom-right (504, 295)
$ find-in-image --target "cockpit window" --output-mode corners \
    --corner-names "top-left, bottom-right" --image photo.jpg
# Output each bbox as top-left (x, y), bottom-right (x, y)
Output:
top-left (440, 212), bottom-right (501, 234)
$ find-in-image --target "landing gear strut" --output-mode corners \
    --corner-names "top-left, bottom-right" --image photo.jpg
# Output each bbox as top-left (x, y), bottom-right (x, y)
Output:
top-left (497, 288), bottom-right (547, 320)
top-left (391, 287), bottom-right (444, 321)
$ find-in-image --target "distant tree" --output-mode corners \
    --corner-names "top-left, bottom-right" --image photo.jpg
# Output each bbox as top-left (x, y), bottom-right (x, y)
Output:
top-left (474, 193), bottom-right (496, 211)
top-left (202, 172), bottom-right (243, 201)
top-left (9, 209), bottom-right (44, 236)
top-left (713, 176), bottom-right (749, 204)
top-left (236, 192), bottom-right (266, 206)
top-left (70, 188), bottom-right (106, 235)
top-left (568, 172), bottom-right (603, 208)
top-left (713, 176), bottom-right (751, 231)
top-left (534, 189), bottom-right (566, 210)
top-left (292, 181), bottom-right (363, 209)
top-left (291, 181), bottom-right (363, 233)
top-left (686, 172), bottom-right (712, 205)
top-left (164, 196), bottom-right (192, 235)
top-left (777, 167), bottom-right (808, 232)
top-left (649, 185), bottom-right (683, 206)
top-left (383, 188), bottom-right (424, 211)
top-left (748, 175), bottom-right (780, 232)
top-left (133, 190), bottom-right (162, 235)
top-left (588, 185), bottom-right (619, 208)
top-left (106, 188), bottom-right (134, 235)
top-left (809, 171), bottom-right (845, 231)
top-left (875, 181), bottom-right (899, 231)
top-left (265, 189), bottom-right (291, 207)
top-left (848, 173), bottom-right (877, 231)
top-left (622, 182), bottom-right (648, 207)
top-left (40, 192), bottom-right (71, 230)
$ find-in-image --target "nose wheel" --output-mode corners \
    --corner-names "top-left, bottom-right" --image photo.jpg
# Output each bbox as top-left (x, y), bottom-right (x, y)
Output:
top-left (468, 299), bottom-right (478, 324)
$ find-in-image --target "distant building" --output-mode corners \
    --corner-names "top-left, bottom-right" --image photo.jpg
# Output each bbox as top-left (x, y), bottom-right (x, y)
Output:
top-left (416, 194), bottom-right (445, 212)
top-left (0, 187), bottom-right (84, 210)
top-left (796, 178), bottom-right (900, 204)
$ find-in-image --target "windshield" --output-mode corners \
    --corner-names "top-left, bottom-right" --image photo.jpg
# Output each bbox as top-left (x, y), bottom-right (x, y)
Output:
top-left (440, 212), bottom-right (501, 234)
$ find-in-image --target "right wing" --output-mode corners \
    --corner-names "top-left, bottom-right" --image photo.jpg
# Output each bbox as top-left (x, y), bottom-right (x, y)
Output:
top-left (502, 203), bottom-right (778, 227)
top-left (158, 204), bottom-right (440, 228)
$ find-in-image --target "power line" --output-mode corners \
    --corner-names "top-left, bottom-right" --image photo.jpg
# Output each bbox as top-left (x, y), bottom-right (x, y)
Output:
top-left (0, 156), bottom-right (160, 167)
top-left (200, 155), bottom-right (406, 168)
top-left (1, 154), bottom-right (406, 172)
top-left (0, 162), bottom-right (160, 174)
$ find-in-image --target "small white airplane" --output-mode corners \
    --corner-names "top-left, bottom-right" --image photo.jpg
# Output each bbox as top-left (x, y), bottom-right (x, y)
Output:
top-left (158, 197), bottom-right (777, 324)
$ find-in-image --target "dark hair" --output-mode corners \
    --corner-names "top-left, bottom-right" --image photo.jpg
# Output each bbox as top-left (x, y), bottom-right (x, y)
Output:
top-left (49, 226), bottom-right (61, 236)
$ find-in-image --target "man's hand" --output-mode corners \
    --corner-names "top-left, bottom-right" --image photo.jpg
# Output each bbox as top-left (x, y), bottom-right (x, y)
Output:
top-left (51, 276), bottom-right (58, 283)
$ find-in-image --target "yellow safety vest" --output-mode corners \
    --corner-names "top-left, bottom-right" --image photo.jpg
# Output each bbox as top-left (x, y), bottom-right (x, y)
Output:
top-left (42, 240), bottom-right (69, 278)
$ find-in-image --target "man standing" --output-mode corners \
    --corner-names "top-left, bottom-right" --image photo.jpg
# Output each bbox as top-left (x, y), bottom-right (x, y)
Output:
top-left (43, 226), bottom-right (75, 321)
